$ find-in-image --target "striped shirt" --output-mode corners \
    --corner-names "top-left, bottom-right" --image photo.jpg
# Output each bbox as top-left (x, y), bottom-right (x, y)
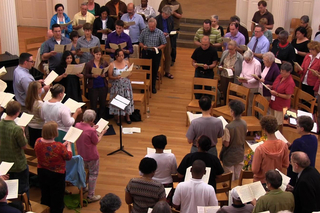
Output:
top-left (139, 27), bottom-right (167, 47)
top-left (194, 27), bottom-right (222, 44)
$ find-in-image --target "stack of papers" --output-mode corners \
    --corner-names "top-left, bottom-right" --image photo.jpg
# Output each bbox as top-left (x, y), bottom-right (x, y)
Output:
top-left (0, 162), bottom-right (14, 175)
top-left (96, 118), bottom-right (109, 133)
top-left (110, 95), bottom-right (130, 110)
top-left (122, 127), bottom-right (141, 134)
top-left (197, 206), bottom-right (220, 213)
top-left (64, 98), bottom-right (85, 113)
top-left (146, 147), bottom-right (171, 154)
top-left (44, 71), bottom-right (59, 85)
top-left (185, 166), bottom-right (211, 183)
top-left (63, 126), bottom-right (83, 143)
top-left (16, 113), bottom-right (34, 127)
top-left (275, 169), bottom-right (291, 191)
top-left (235, 181), bottom-right (266, 203)
top-left (0, 92), bottom-right (14, 108)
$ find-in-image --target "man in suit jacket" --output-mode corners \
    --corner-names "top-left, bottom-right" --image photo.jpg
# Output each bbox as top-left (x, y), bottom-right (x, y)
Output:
top-left (291, 151), bottom-right (320, 213)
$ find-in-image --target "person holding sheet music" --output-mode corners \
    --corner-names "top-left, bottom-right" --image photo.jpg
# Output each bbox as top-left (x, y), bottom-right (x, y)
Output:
top-left (76, 23), bottom-right (101, 63)
top-left (291, 27), bottom-right (309, 66)
top-left (135, 0), bottom-right (157, 24)
top-left (75, 110), bottom-right (107, 203)
top-left (54, 51), bottom-right (83, 102)
top-left (41, 84), bottom-right (82, 155)
top-left (0, 178), bottom-right (22, 213)
top-left (25, 81), bottom-right (45, 148)
top-left (50, 3), bottom-right (72, 38)
top-left (34, 121), bottom-right (72, 213)
top-left (93, 6), bottom-right (115, 45)
top-left (108, 49), bottom-right (134, 125)
top-left (72, 2), bottom-right (95, 37)
top-left (84, 47), bottom-right (108, 121)
top-left (252, 116), bottom-right (289, 184)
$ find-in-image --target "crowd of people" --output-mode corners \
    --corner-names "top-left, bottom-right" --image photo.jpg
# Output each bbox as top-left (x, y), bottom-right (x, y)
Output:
top-left (1, 0), bottom-right (320, 212)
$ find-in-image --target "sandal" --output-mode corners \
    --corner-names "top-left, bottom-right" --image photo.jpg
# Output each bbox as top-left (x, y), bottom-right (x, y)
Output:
top-left (164, 73), bottom-right (174, 79)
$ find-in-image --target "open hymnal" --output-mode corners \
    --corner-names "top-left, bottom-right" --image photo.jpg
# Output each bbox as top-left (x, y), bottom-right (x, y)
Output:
top-left (0, 66), bottom-right (7, 76)
top-left (217, 116), bottom-right (228, 129)
top-left (275, 58), bottom-right (282, 64)
top-left (275, 169), bottom-right (291, 191)
top-left (252, 21), bottom-right (259, 26)
top-left (101, 28), bottom-right (112, 34)
top-left (137, 13), bottom-right (147, 21)
top-left (246, 140), bottom-right (264, 152)
top-left (16, 113), bottom-right (34, 127)
top-left (80, 46), bottom-right (98, 53)
top-left (0, 79), bottom-right (7, 92)
top-left (309, 68), bottom-right (319, 77)
top-left (165, 188), bottom-right (171, 197)
top-left (261, 82), bottom-right (271, 91)
top-left (59, 20), bottom-right (73, 28)
top-left (54, 43), bottom-right (72, 53)
top-left (96, 118), bottom-right (109, 133)
top-left (170, 31), bottom-right (177, 35)
top-left (147, 208), bottom-right (153, 213)
top-left (110, 95), bottom-right (130, 110)
top-left (237, 76), bottom-right (248, 81)
top-left (147, 147), bottom-right (171, 154)
top-left (78, 19), bottom-right (86, 25)
top-left (294, 62), bottom-right (303, 71)
top-left (120, 63), bottom-right (134, 78)
top-left (294, 48), bottom-right (298, 54)
top-left (289, 117), bottom-right (297, 125)
top-left (44, 71), bottom-right (59, 85)
top-left (43, 91), bottom-right (65, 102)
top-left (286, 110), bottom-right (297, 118)
top-left (63, 126), bottom-right (83, 143)
top-left (65, 63), bottom-right (85, 75)
top-left (197, 206), bottom-right (220, 213)
top-left (185, 166), bottom-right (211, 183)
top-left (195, 63), bottom-right (204, 67)
top-left (186, 111), bottom-right (202, 123)
top-left (122, 127), bottom-right (141, 134)
top-left (0, 92), bottom-right (15, 108)
top-left (91, 67), bottom-right (104, 75)
top-left (167, 4), bottom-right (179, 11)
top-left (147, 47), bottom-right (159, 54)
top-left (236, 181), bottom-right (266, 203)
top-left (251, 74), bottom-right (260, 81)
top-left (223, 37), bottom-right (231, 43)
top-left (109, 42), bottom-right (127, 50)
top-left (5, 179), bottom-right (19, 199)
top-left (64, 98), bottom-right (85, 113)
top-left (224, 68), bottom-right (233, 77)
top-left (124, 21), bottom-right (136, 27)
top-left (275, 130), bottom-right (288, 143)
top-left (0, 162), bottom-right (14, 175)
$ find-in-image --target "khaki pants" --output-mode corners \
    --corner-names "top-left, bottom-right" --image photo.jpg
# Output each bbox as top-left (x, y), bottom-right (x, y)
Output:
top-left (163, 36), bottom-right (172, 73)
top-left (223, 162), bottom-right (244, 181)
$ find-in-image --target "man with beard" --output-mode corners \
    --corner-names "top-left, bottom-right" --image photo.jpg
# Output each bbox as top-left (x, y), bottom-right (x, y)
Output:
top-left (194, 19), bottom-right (222, 48)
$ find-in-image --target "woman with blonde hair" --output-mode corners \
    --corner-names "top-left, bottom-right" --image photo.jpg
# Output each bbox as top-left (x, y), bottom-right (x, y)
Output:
top-left (25, 81), bottom-right (44, 148)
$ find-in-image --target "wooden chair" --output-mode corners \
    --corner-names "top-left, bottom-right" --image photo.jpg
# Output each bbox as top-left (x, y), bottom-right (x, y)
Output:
top-left (242, 94), bottom-right (269, 132)
top-left (128, 203), bottom-right (133, 213)
top-left (295, 88), bottom-right (316, 113)
top-left (291, 86), bottom-right (299, 109)
top-left (79, 78), bottom-right (90, 108)
top-left (25, 36), bottom-right (46, 52)
top-left (215, 172), bottom-right (233, 207)
top-left (290, 18), bottom-right (300, 36)
top-left (212, 82), bottom-right (250, 121)
top-left (238, 170), bottom-right (254, 186)
top-left (291, 74), bottom-right (301, 89)
top-left (102, 54), bottom-right (111, 64)
top-left (24, 146), bottom-right (38, 175)
top-left (186, 78), bottom-right (218, 126)
top-left (11, 193), bottom-right (50, 213)
top-left (131, 71), bottom-right (147, 118)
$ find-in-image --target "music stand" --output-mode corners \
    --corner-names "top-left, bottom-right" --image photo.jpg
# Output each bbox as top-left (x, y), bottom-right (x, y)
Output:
top-left (107, 95), bottom-right (133, 157)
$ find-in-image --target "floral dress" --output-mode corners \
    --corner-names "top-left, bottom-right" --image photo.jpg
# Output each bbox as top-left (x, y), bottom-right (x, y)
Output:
top-left (109, 64), bottom-right (134, 116)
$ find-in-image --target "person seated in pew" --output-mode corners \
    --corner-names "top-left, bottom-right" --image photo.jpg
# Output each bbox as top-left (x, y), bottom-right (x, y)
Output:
top-left (34, 121), bottom-right (72, 213)
top-left (220, 100), bottom-right (247, 181)
top-left (125, 157), bottom-right (166, 213)
top-left (100, 193), bottom-right (122, 213)
top-left (173, 160), bottom-right (218, 213)
top-left (145, 134), bottom-right (177, 187)
top-left (217, 186), bottom-right (254, 213)
top-left (178, 135), bottom-right (224, 190)
top-left (0, 178), bottom-right (21, 213)
top-left (252, 170), bottom-right (294, 213)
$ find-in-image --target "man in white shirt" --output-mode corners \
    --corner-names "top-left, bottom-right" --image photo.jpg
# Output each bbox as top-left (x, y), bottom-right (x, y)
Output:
top-left (173, 160), bottom-right (218, 213)
top-left (135, 0), bottom-right (156, 24)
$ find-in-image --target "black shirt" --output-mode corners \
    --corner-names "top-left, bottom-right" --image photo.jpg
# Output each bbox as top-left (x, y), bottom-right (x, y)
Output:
top-left (0, 202), bottom-right (21, 213)
top-left (191, 46), bottom-right (218, 72)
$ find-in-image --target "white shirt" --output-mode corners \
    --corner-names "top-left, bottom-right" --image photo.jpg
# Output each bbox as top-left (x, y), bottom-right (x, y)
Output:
top-left (173, 178), bottom-right (218, 213)
top-left (145, 153), bottom-right (177, 184)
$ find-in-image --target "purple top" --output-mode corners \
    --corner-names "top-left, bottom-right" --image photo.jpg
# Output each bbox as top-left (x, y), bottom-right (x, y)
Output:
top-left (75, 122), bottom-right (99, 161)
top-left (105, 31), bottom-right (133, 58)
top-left (262, 62), bottom-right (280, 97)
top-left (224, 31), bottom-right (245, 49)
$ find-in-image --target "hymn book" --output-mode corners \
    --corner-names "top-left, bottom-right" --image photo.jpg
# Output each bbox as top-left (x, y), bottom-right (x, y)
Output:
top-left (239, 45), bottom-right (248, 51)
top-left (197, 206), bottom-right (220, 213)
top-left (110, 95), bottom-right (130, 110)
top-left (0, 79), bottom-right (7, 92)
top-left (5, 179), bottom-right (18, 199)
top-left (223, 68), bottom-right (233, 77)
top-left (186, 111), bottom-right (202, 123)
top-left (217, 116), bottom-right (228, 129)
top-left (222, 37), bottom-right (231, 43)
top-left (147, 147), bottom-right (171, 154)
top-left (54, 43), bottom-right (72, 53)
top-left (65, 63), bottom-right (85, 75)
top-left (275, 130), bottom-right (288, 143)
top-left (195, 63), bottom-right (204, 67)
top-left (167, 4), bottom-right (180, 11)
top-left (63, 126), bottom-right (83, 143)
top-left (251, 74), bottom-right (260, 81)
top-left (0, 66), bottom-right (7, 77)
top-left (0, 162), bottom-right (14, 175)
top-left (246, 140), bottom-right (264, 152)
top-left (44, 71), bottom-right (59, 85)
top-left (109, 42), bottom-right (127, 50)
top-left (137, 13), bottom-right (147, 21)
top-left (235, 181), bottom-right (266, 203)
top-left (275, 58), bottom-right (282, 64)
top-left (0, 92), bottom-right (14, 108)
top-left (124, 21), bottom-right (136, 27)
top-left (251, 21), bottom-right (259, 26)
top-left (294, 62), bottom-right (303, 71)
top-left (120, 63), bottom-right (134, 78)
top-left (147, 47), bottom-right (159, 54)
top-left (185, 166), bottom-right (211, 183)
top-left (309, 68), bottom-right (319, 77)
top-left (275, 169), bottom-right (291, 191)
top-left (59, 20), bottom-right (73, 28)
top-left (170, 31), bottom-right (177, 35)
top-left (78, 19), bottom-right (86, 25)
top-left (96, 118), bottom-right (109, 133)
top-left (80, 46), bottom-right (98, 53)
top-left (261, 82), bottom-right (271, 91)
top-left (64, 98), bottom-right (85, 113)
top-left (237, 76), bottom-right (248, 81)
top-left (16, 113), bottom-right (34, 127)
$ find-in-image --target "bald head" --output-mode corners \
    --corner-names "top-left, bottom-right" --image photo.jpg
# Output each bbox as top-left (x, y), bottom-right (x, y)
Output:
top-left (291, 151), bottom-right (310, 168)
top-left (191, 160), bottom-right (206, 179)
top-left (200, 36), bottom-right (210, 50)
top-left (127, 3), bottom-right (135, 16)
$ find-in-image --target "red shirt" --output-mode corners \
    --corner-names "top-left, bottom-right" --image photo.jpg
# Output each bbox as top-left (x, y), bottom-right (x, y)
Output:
top-left (75, 122), bottom-right (99, 161)
top-left (34, 138), bottom-right (72, 174)
top-left (300, 53), bottom-right (320, 86)
top-left (269, 74), bottom-right (295, 111)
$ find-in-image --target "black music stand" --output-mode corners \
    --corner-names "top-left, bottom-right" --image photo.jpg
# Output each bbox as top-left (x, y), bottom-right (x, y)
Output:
top-left (107, 95), bottom-right (133, 157)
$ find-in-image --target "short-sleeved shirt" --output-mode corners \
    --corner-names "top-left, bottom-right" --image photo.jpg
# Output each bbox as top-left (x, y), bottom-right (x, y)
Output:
top-left (158, 0), bottom-right (183, 30)
top-left (194, 27), bottom-right (222, 44)
top-left (252, 10), bottom-right (274, 25)
top-left (270, 74), bottom-right (295, 111)
top-left (191, 46), bottom-right (218, 72)
top-left (139, 27), bottom-right (167, 47)
top-left (224, 31), bottom-right (245, 49)
top-left (247, 35), bottom-right (270, 61)
top-left (75, 122), bottom-right (99, 161)
top-left (76, 35), bottom-right (100, 63)
top-left (125, 178), bottom-right (166, 213)
top-left (42, 36), bottom-right (74, 71)
top-left (121, 13), bottom-right (146, 43)
top-left (72, 11), bottom-right (95, 36)
top-left (0, 120), bottom-right (27, 173)
top-left (13, 65), bottom-right (35, 106)
top-left (177, 152), bottom-right (224, 189)
top-left (186, 116), bottom-right (224, 146)
top-left (105, 31), bottom-right (133, 58)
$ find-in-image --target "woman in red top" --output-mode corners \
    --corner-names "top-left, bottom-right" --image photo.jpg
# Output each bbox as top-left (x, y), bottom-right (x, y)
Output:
top-left (269, 62), bottom-right (295, 129)
top-left (299, 41), bottom-right (320, 96)
top-left (34, 121), bottom-right (72, 213)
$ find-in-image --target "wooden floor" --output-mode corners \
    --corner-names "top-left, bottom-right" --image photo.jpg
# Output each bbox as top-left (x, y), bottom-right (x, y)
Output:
top-left (2, 27), bottom-right (320, 213)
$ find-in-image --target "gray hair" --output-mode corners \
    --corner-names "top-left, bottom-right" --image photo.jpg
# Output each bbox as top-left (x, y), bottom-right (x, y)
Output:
top-left (243, 50), bottom-right (253, 60)
top-left (83, 109), bottom-right (96, 122)
top-left (100, 193), bottom-right (122, 213)
top-left (162, 5), bottom-right (172, 15)
top-left (228, 40), bottom-right (237, 48)
top-left (211, 15), bottom-right (219, 21)
top-left (263, 52), bottom-right (275, 63)
top-left (280, 62), bottom-right (293, 73)
top-left (148, 17), bottom-right (157, 25)
top-left (300, 15), bottom-right (309, 23)
top-left (279, 30), bottom-right (289, 38)
top-left (81, 2), bottom-right (88, 7)
top-left (291, 151), bottom-right (310, 168)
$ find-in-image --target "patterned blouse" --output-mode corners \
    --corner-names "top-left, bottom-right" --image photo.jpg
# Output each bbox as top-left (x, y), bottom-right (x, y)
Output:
top-left (34, 138), bottom-right (72, 174)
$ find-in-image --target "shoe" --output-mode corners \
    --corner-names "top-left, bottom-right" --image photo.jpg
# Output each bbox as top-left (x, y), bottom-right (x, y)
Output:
top-left (164, 73), bottom-right (174, 79)
top-left (171, 61), bottom-right (175, 66)
top-left (126, 119), bottom-right (132, 124)
top-left (83, 187), bottom-right (88, 194)
top-left (87, 195), bottom-right (101, 203)
top-left (152, 88), bottom-right (157, 94)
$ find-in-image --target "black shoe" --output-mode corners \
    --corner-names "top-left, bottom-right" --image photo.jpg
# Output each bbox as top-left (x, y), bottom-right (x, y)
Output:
top-left (126, 119), bottom-right (132, 124)
top-left (171, 61), bottom-right (175, 66)
top-left (152, 88), bottom-right (157, 94)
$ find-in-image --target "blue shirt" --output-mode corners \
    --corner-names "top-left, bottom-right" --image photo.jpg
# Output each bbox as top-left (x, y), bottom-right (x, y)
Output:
top-left (50, 13), bottom-right (72, 38)
top-left (247, 35), bottom-right (270, 61)
top-left (121, 13), bottom-right (146, 43)
top-left (105, 31), bottom-right (133, 58)
top-left (42, 36), bottom-right (74, 71)
top-left (162, 19), bottom-right (168, 33)
top-left (76, 35), bottom-right (101, 63)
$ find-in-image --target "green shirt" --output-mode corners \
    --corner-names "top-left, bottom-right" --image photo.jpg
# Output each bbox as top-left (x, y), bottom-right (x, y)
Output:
top-left (253, 188), bottom-right (295, 213)
top-left (194, 27), bottom-right (222, 44)
top-left (0, 120), bottom-right (27, 172)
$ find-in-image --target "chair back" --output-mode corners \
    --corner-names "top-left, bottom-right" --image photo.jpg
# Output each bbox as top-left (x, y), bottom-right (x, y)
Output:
top-left (226, 82), bottom-right (250, 115)
top-left (252, 94), bottom-right (269, 117)
top-left (25, 36), bottom-right (46, 52)
top-left (129, 58), bottom-right (152, 74)
top-left (295, 88), bottom-right (316, 113)
top-left (215, 172), bottom-right (233, 194)
top-left (192, 78), bottom-right (218, 107)
top-left (291, 86), bottom-right (299, 109)
top-left (102, 55), bottom-right (111, 64)
top-left (130, 70), bottom-right (147, 92)
top-left (291, 74), bottom-right (301, 89)
top-left (238, 170), bottom-right (254, 186)
top-left (290, 18), bottom-right (300, 34)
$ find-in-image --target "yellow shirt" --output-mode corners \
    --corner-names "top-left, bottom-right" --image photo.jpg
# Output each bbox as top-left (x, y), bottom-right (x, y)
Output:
top-left (72, 12), bottom-right (95, 36)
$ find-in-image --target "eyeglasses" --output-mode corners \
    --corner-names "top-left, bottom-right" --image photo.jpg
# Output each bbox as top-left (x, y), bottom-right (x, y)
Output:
top-left (27, 60), bottom-right (34, 63)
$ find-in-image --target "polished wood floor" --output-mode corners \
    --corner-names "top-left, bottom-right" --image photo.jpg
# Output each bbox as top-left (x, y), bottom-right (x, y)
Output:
top-left (2, 27), bottom-right (319, 213)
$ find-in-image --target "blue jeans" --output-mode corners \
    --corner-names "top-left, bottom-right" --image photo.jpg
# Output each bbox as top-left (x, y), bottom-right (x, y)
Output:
top-left (8, 165), bottom-right (29, 197)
